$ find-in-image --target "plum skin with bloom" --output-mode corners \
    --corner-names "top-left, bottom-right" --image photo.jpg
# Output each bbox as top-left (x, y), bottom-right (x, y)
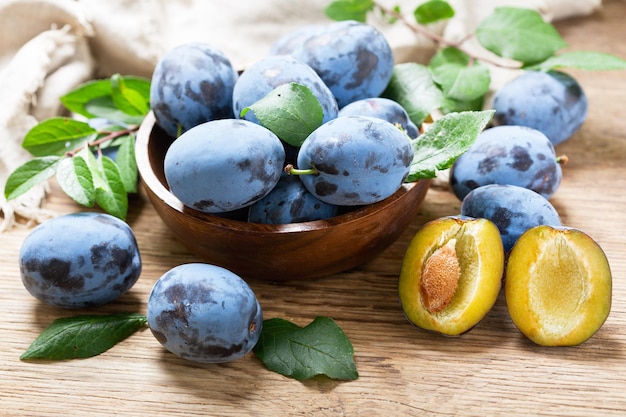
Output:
top-left (19, 212), bottom-right (142, 308)
top-left (146, 263), bottom-right (263, 364)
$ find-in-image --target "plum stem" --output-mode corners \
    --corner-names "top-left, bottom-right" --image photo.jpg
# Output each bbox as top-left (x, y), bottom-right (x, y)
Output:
top-left (284, 164), bottom-right (319, 176)
top-left (557, 155), bottom-right (569, 165)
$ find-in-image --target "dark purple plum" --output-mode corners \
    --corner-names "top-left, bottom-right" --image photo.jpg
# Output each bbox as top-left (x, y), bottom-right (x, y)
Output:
top-left (164, 119), bottom-right (285, 214)
top-left (19, 212), bottom-right (141, 308)
top-left (288, 20), bottom-right (394, 108)
top-left (450, 125), bottom-right (563, 200)
top-left (460, 184), bottom-right (562, 252)
top-left (295, 115), bottom-right (413, 206)
top-left (147, 263), bottom-right (263, 364)
top-left (338, 97), bottom-right (419, 138)
top-left (491, 70), bottom-right (588, 146)
top-left (150, 42), bottom-right (238, 138)
top-left (247, 173), bottom-right (339, 224)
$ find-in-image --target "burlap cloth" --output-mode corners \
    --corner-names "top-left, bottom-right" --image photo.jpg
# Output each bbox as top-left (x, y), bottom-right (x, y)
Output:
top-left (0, 0), bottom-right (601, 230)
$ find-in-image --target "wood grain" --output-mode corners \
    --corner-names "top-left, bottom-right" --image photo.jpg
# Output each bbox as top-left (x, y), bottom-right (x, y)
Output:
top-left (2, 2), bottom-right (626, 416)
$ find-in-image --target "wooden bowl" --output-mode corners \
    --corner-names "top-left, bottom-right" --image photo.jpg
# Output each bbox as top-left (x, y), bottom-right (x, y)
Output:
top-left (135, 112), bottom-right (430, 281)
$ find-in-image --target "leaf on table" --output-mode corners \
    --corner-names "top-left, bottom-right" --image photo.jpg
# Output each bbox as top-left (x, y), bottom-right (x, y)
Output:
top-left (413, 0), bottom-right (455, 25)
top-left (56, 156), bottom-right (96, 207)
top-left (21, 118), bottom-right (96, 157)
top-left (476, 7), bottom-right (568, 65)
top-left (382, 62), bottom-right (444, 127)
top-left (243, 82), bottom-right (324, 147)
top-left (20, 313), bottom-right (148, 361)
top-left (430, 62), bottom-right (491, 102)
top-left (253, 316), bottom-right (359, 381)
top-left (524, 51), bottom-right (626, 71)
top-left (407, 110), bottom-right (494, 181)
top-left (3, 156), bottom-right (61, 200)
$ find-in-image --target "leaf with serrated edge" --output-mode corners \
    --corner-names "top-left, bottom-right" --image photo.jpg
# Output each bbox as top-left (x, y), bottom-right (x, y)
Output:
top-left (56, 156), bottom-right (95, 207)
top-left (525, 51), bottom-right (626, 71)
top-left (95, 156), bottom-right (128, 220)
top-left (20, 313), bottom-right (147, 360)
top-left (407, 110), bottom-right (494, 181)
top-left (3, 156), bottom-right (61, 200)
top-left (22, 118), bottom-right (96, 157)
top-left (253, 316), bottom-right (358, 381)
top-left (476, 7), bottom-right (567, 65)
top-left (244, 83), bottom-right (323, 147)
top-left (382, 63), bottom-right (444, 126)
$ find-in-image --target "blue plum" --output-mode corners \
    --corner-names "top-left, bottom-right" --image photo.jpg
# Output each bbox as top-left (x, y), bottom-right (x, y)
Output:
top-left (19, 212), bottom-right (142, 308)
top-left (450, 125), bottom-right (562, 200)
top-left (295, 116), bottom-right (413, 205)
top-left (247, 173), bottom-right (339, 224)
top-left (164, 119), bottom-right (285, 214)
top-left (460, 184), bottom-right (562, 252)
top-left (491, 70), bottom-right (588, 146)
top-left (147, 263), bottom-right (263, 364)
top-left (150, 42), bottom-right (239, 138)
top-left (232, 54), bottom-right (338, 125)
top-left (338, 97), bottom-right (419, 138)
top-left (269, 25), bottom-right (325, 55)
top-left (288, 20), bottom-right (394, 108)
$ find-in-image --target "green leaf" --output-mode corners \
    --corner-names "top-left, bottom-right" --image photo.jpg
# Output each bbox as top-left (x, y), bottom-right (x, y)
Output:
top-left (324, 0), bottom-right (374, 22)
top-left (110, 74), bottom-right (150, 116)
top-left (430, 62), bottom-right (490, 102)
top-left (56, 156), bottom-right (96, 207)
top-left (243, 83), bottom-right (324, 147)
top-left (440, 95), bottom-right (485, 114)
top-left (382, 62), bottom-right (445, 126)
top-left (407, 110), bottom-right (494, 181)
top-left (524, 51), bottom-right (626, 71)
top-left (114, 135), bottom-right (138, 193)
top-left (20, 313), bottom-right (147, 360)
top-left (3, 156), bottom-right (61, 200)
top-left (94, 156), bottom-right (129, 220)
top-left (60, 75), bottom-right (150, 125)
top-left (414, 0), bottom-right (454, 24)
top-left (22, 117), bottom-right (95, 157)
top-left (476, 7), bottom-right (568, 65)
top-left (253, 316), bottom-right (358, 381)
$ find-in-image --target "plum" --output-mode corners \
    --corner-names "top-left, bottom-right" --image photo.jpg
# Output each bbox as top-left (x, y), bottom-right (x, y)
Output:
top-left (293, 115), bottom-right (413, 206)
top-left (164, 119), bottom-right (285, 213)
top-left (19, 212), bottom-right (141, 308)
top-left (146, 263), bottom-right (263, 363)
top-left (506, 225), bottom-right (612, 346)
top-left (399, 216), bottom-right (504, 336)
top-left (247, 173), bottom-right (339, 224)
top-left (491, 70), bottom-right (588, 146)
top-left (232, 54), bottom-right (338, 125)
top-left (288, 20), bottom-right (394, 108)
top-left (338, 97), bottom-right (419, 138)
top-left (460, 184), bottom-right (562, 252)
top-left (150, 42), bottom-right (238, 138)
top-left (449, 125), bottom-right (563, 200)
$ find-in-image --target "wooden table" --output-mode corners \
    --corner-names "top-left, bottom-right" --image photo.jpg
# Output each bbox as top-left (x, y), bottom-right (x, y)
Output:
top-left (2, 2), bottom-right (625, 416)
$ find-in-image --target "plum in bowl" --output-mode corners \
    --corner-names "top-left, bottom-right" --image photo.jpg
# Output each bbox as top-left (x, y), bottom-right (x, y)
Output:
top-left (135, 112), bottom-right (430, 281)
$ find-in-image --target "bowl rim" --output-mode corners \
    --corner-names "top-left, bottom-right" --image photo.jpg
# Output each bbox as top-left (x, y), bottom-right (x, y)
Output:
top-left (136, 111), bottom-right (426, 235)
